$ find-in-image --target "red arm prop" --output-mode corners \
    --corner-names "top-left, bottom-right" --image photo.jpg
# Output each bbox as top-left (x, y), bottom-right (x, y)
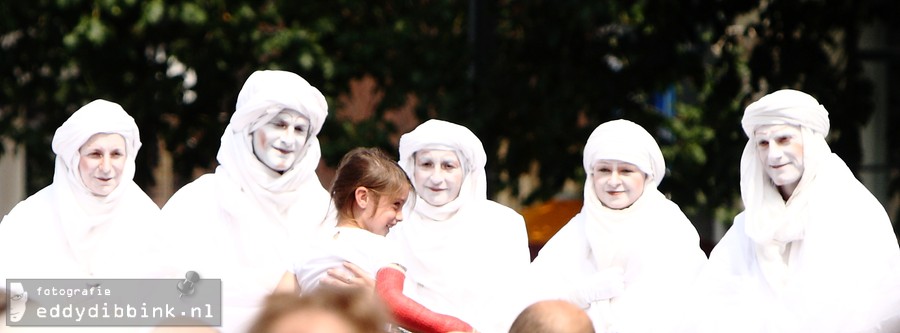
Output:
top-left (375, 265), bottom-right (474, 333)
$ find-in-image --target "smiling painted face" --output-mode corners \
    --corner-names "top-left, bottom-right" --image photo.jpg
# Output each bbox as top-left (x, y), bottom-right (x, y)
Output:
top-left (412, 149), bottom-right (464, 207)
top-left (251, 110), bottom-right (310, 173)
top-left (591, 160), bottom-right (646, 209)
top-left (78, 133), bottom-right (127, 197)
top-left (754, 124), bottom-right (805, 195)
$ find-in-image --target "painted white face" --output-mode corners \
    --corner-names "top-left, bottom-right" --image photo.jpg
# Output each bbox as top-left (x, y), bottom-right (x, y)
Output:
top-left (413, 149), bottom-right (464, 207)
top-left (591, 160), bottom-right (646, 209)
top-left (754, 124), bottom-right (804, 190)
top-left (78, 133), bottom-right (127, 197)
top-left (252, 110), bottom-right (310, 173)
top-left (9, 282), bottom-right (27, 322)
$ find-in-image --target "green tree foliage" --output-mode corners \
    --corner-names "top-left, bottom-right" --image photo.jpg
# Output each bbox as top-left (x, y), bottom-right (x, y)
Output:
top-left (479, 1), bottom-right (760, 208)
top-left (1, 0), bottom-right (892, 242)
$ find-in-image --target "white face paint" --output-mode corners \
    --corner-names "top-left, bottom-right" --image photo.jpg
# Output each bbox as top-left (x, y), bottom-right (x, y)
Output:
top-left (754, 124), bottom-right (804, 194)
top-left (78, 133), bottom-right (127, 197)
top-left (413, 149), bottom-right (464, 207)
top-left (252, 110), bottom-right (310, 173)
top-left (9, 282), bottom-right (27, 322)
top-left (591, 160), bottom-right (646, 209)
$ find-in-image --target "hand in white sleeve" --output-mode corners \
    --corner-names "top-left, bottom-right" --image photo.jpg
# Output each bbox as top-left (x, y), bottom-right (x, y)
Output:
top-left (568, 267), bottom-right (626, 308)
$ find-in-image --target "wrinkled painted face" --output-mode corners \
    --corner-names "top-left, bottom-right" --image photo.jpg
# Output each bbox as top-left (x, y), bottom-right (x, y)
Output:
top-left (361, 187), bottom-right (409, 236)
top-left (9, 282), bottom-right (27, 322)
top-left (754, 124), bottom-right (804, 189)
top-left (78, 133), bottom-right (127, 197)
top-left (591, 160), bottom-right (646, 209)
top-left (252, 110), bottom-right (310, 173)
top-left (413, 149), bottom-right (464, 207)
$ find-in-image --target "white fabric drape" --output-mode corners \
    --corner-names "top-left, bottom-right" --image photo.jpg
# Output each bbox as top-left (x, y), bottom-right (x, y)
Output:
top-left (0, 99), bottom-right (162, 282)
top-left (159, 70), bottom-right (332, 333)
top-left (676, 89), bottom-right (900, 333)
top-left (292, 227), bottom-right (405, 293)
top-left (739, 89), bottom-right (833, 292)
top-left (388, 119), bottom-right (531, 333)
top-left (683, 155), bottom-right (900, 333)
top-left (530, 119), bottom-right (707, 333)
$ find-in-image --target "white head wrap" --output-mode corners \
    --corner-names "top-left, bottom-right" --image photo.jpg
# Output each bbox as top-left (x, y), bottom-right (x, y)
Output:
top-left (231, 70), bottom-right (327, 136)
top-left (741, 89), bottom-right (830, 138)
top-left (580, 119), bottom-right (669, 267)
top-left (583, 119), bottom-right (666, 188)
top-left (398, 119), bottom-right (488, 220)
top-left (43, 99), bottom-right (155, 275)
top-left (51, 99), bottom-right (142, 220)
top-left (739, 89), bottom-right (833, 291)
top-left (215, 70), bottom-right (328, 217)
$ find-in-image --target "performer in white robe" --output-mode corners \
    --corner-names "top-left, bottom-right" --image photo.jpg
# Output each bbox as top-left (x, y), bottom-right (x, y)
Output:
top-left (529, 119), bottom-right (707, 333)
top-left (677, 89), bottom-right (900, 333)
top-left (0, 100), bottom-right (161, 333)
top-left (387, 119), bottom-right (531, 333)
top-left (159, 70), bottom-right (332, 333)
top-left (0, 99), bottom-right (161, 282)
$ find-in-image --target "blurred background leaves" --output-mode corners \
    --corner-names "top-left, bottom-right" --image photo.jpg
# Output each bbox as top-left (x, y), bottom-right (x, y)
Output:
top-left (2, 0), bottom-right (898, 247)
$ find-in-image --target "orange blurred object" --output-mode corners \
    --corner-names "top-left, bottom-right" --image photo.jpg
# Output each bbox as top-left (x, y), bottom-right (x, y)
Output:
top-left (520, 199), bottom-right (583, 257)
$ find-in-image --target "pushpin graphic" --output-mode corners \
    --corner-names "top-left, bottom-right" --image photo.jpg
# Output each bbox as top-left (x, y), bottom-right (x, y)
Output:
top-left (177, 271), bottom-right (200, 298)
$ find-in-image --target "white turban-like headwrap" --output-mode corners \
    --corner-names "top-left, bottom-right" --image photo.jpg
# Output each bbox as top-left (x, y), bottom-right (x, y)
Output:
top-left (216, 70), bottom-right (329, 216)
top-left (398, 119), bottom-right (488, 220)
top-left (51, 99), bottom-right (142, 219)
top-left (47, 99), bottom-right (148, 272)
top-left (231, 70), bottom-right (327, 136)
top-left (583, 119), bottom-right (666, 188)
top-left (741, 89), bottom-right (830, 138)
top-left (740, 89), bottom-right (833, 291)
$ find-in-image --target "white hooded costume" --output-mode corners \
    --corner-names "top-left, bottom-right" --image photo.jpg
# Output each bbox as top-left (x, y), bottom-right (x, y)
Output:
top-left (678, 89), bottom-right (900, 333)
top-left (0, 100), bottom-right (161, 333)
top-left (529, 119), bottom-right (707, 333)
top-left (159, 70), bottom-right (332, 333)
top-left (0, 99), bottom-right (161, 282)
top-left (387, 119), bottom-right (531, 333)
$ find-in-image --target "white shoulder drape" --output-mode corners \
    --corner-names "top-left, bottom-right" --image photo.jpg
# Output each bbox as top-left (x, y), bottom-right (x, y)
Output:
top-left (530, 192), bottom-right (706, 333)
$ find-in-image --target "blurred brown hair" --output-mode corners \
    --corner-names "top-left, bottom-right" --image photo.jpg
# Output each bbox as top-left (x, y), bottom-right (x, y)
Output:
top-left (248, 287), bottom-right (390, 333)
top-left (0, 288), bottom-right (7, 314)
